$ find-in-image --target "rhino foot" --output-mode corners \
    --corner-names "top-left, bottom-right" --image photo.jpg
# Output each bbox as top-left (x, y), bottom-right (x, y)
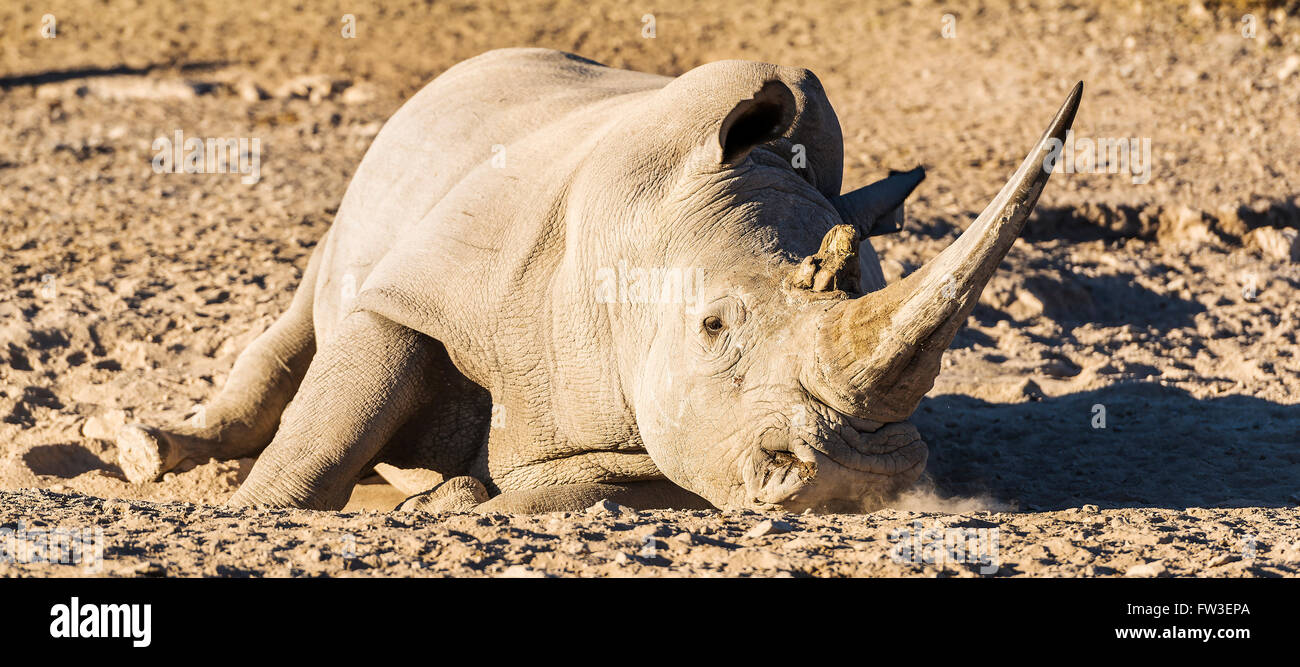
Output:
top-left (397, 476), bottom-right (489, 512)
top-left (116, 424), bottom-right (187, 484)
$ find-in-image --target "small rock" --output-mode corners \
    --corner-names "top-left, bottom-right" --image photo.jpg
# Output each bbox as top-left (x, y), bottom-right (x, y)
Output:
top-left (80, 78), bottom-right (201, 101)
top-left (1244, 226), bottom-right (1299, 263)
top-left (1014, 290), bottom-right (1046, 318)
top-left (1081, 504), bottom-right (1099, 513)
top-left (1206, 553), bottom-right (1235, 568)
top-left (340, 83), bottom-right (378, 105)
top-left (586, 499), bottom-right (628, 517)
top-left (670, 532), bottom-right (694, 545)
top-left (501, 564), bottom-right (543, 578)
top-left (273, 75), bottom-right (337, 103)
top-left (113, 278), bottom-right (140, 298)
top-left (1156, 206), bottom-right (1213, 246)
top-left (130, 562), bottom-right (167, 577)
top-left (305, 548), bottom-right (323, 563)
top-left (1125, 560), bottom-right (1167, 578)
top-left (1277, 54), bottom-right (1300, 81)
top-left (81, 409), bottom-right (127, 441)
top-left (612, 552), bottom-right (630, 565)
top-left (236, 79), bottom-right (267, 103)
top-left (353, 121), bottom-right (383, 138)
top-left (1214, 205), bottom-right (1248, 239)
top-left (1041, 356), bottom-right (1082, 378)
top-left (745, 519), bottom-right (794, 538)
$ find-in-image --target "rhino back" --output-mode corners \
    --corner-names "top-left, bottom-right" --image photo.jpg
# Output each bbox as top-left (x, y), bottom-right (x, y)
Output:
top-left (313, 48), bottom-right (668, 345)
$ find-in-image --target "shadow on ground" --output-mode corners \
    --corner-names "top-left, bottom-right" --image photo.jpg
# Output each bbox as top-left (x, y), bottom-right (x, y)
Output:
top-left (0, 61), bottom-right (228, 89)
top-left (914, 383), bottom-right (1300, 511)
top-left (965, 270), bottom-right (1207, 335)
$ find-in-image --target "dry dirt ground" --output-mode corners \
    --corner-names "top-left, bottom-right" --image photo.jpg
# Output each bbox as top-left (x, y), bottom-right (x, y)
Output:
top-left (1, 0), bottom-right (1298, 576)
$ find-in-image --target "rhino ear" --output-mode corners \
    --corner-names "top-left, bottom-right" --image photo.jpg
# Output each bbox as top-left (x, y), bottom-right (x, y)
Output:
top-left (716, 80), bottom-right (796, 165)
top-left (833, 166), bottom-right (926, 237)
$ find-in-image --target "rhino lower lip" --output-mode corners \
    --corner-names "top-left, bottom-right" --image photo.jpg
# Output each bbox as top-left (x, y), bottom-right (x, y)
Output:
top-left (744, 445), bottom-right (816, 506)
top-left (775, 422), bottom-right (924, 476)
top-left (747, 430), bottom-right (925, 509)
top-left (745, 412), bottom-right (925, 505)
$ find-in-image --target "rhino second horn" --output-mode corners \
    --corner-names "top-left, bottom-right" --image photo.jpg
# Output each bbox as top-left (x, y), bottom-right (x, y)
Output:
top-left (805, 82), bottom-right (1083, 423)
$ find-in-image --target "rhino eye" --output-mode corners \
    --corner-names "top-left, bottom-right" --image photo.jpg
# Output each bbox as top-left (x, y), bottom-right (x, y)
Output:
top-left (702, 315), bottom-right (724, 334)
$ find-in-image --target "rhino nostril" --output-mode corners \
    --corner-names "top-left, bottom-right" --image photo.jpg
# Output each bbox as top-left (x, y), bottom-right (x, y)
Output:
top-left (769, 450), bottom-right (798, 467)
top-left (766, 450), bottom-right (816, 486)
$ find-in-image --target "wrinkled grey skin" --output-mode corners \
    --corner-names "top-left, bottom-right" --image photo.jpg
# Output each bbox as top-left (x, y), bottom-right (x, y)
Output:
top-left (117, 49), bottom-right (1080, 513)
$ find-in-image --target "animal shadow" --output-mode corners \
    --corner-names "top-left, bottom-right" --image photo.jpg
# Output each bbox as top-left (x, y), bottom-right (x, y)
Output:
top-left (913, 383), bottom-right (1300, 511)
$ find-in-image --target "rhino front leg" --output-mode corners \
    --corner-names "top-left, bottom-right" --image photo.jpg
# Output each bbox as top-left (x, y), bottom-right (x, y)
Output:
top-left (227, 310), bottom-right (437, 510)
top-left (116, 242), bottom-right (324, 483)
top-left (398, 479), bottom-right (714, 514)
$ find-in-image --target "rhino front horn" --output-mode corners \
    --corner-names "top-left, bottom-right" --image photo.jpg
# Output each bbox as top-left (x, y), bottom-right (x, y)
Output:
top-left (804, 82), bottom-right (1083, 423)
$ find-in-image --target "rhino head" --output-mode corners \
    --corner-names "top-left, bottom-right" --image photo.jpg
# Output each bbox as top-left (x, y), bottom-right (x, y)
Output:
top-left (562, 61), bottom-right (1080, 512)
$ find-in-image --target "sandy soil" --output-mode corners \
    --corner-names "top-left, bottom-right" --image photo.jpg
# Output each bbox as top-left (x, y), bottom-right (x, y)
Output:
top-left (1, 0), bottom-right (1297, 577)
top-left (4, 488), bottom-right (1297, 577)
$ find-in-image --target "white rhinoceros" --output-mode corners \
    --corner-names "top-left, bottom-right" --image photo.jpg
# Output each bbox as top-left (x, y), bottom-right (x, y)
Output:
top-left (117, 49), bottom-right (1080, 513)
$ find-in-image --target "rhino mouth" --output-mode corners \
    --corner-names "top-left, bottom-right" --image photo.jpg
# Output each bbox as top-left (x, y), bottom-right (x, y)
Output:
top-left (742, 410), bottom-right (927, 512)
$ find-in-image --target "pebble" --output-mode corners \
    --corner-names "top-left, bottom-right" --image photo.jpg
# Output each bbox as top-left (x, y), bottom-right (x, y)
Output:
top-left (81, 411), bottom-right (127, 440)
top-left (273, 74), bottom-right (335, 103)
top-left (1277, 54), bottom-right (1300, 81)
top-left (236, 79), bottom-right (267, 103)
top-left (341, 84), bottom-right (378, 105)
top-left (131, 561), bottom-right (167, 577)
top-left (501, 564), bottom-right (543, 578)
top-left (1206, 553), bottom-right (1235, 567)
top-left (353, 121), bottom-right (383, 138)
top-left (585, 499), bottom-right (629, 517)
top-left (1245, 226), bottom-right (1299, 263)
top-left (745, 519), bottom-right (794, 538)
top-left (1125, 560), bottom-right (1167, 578)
